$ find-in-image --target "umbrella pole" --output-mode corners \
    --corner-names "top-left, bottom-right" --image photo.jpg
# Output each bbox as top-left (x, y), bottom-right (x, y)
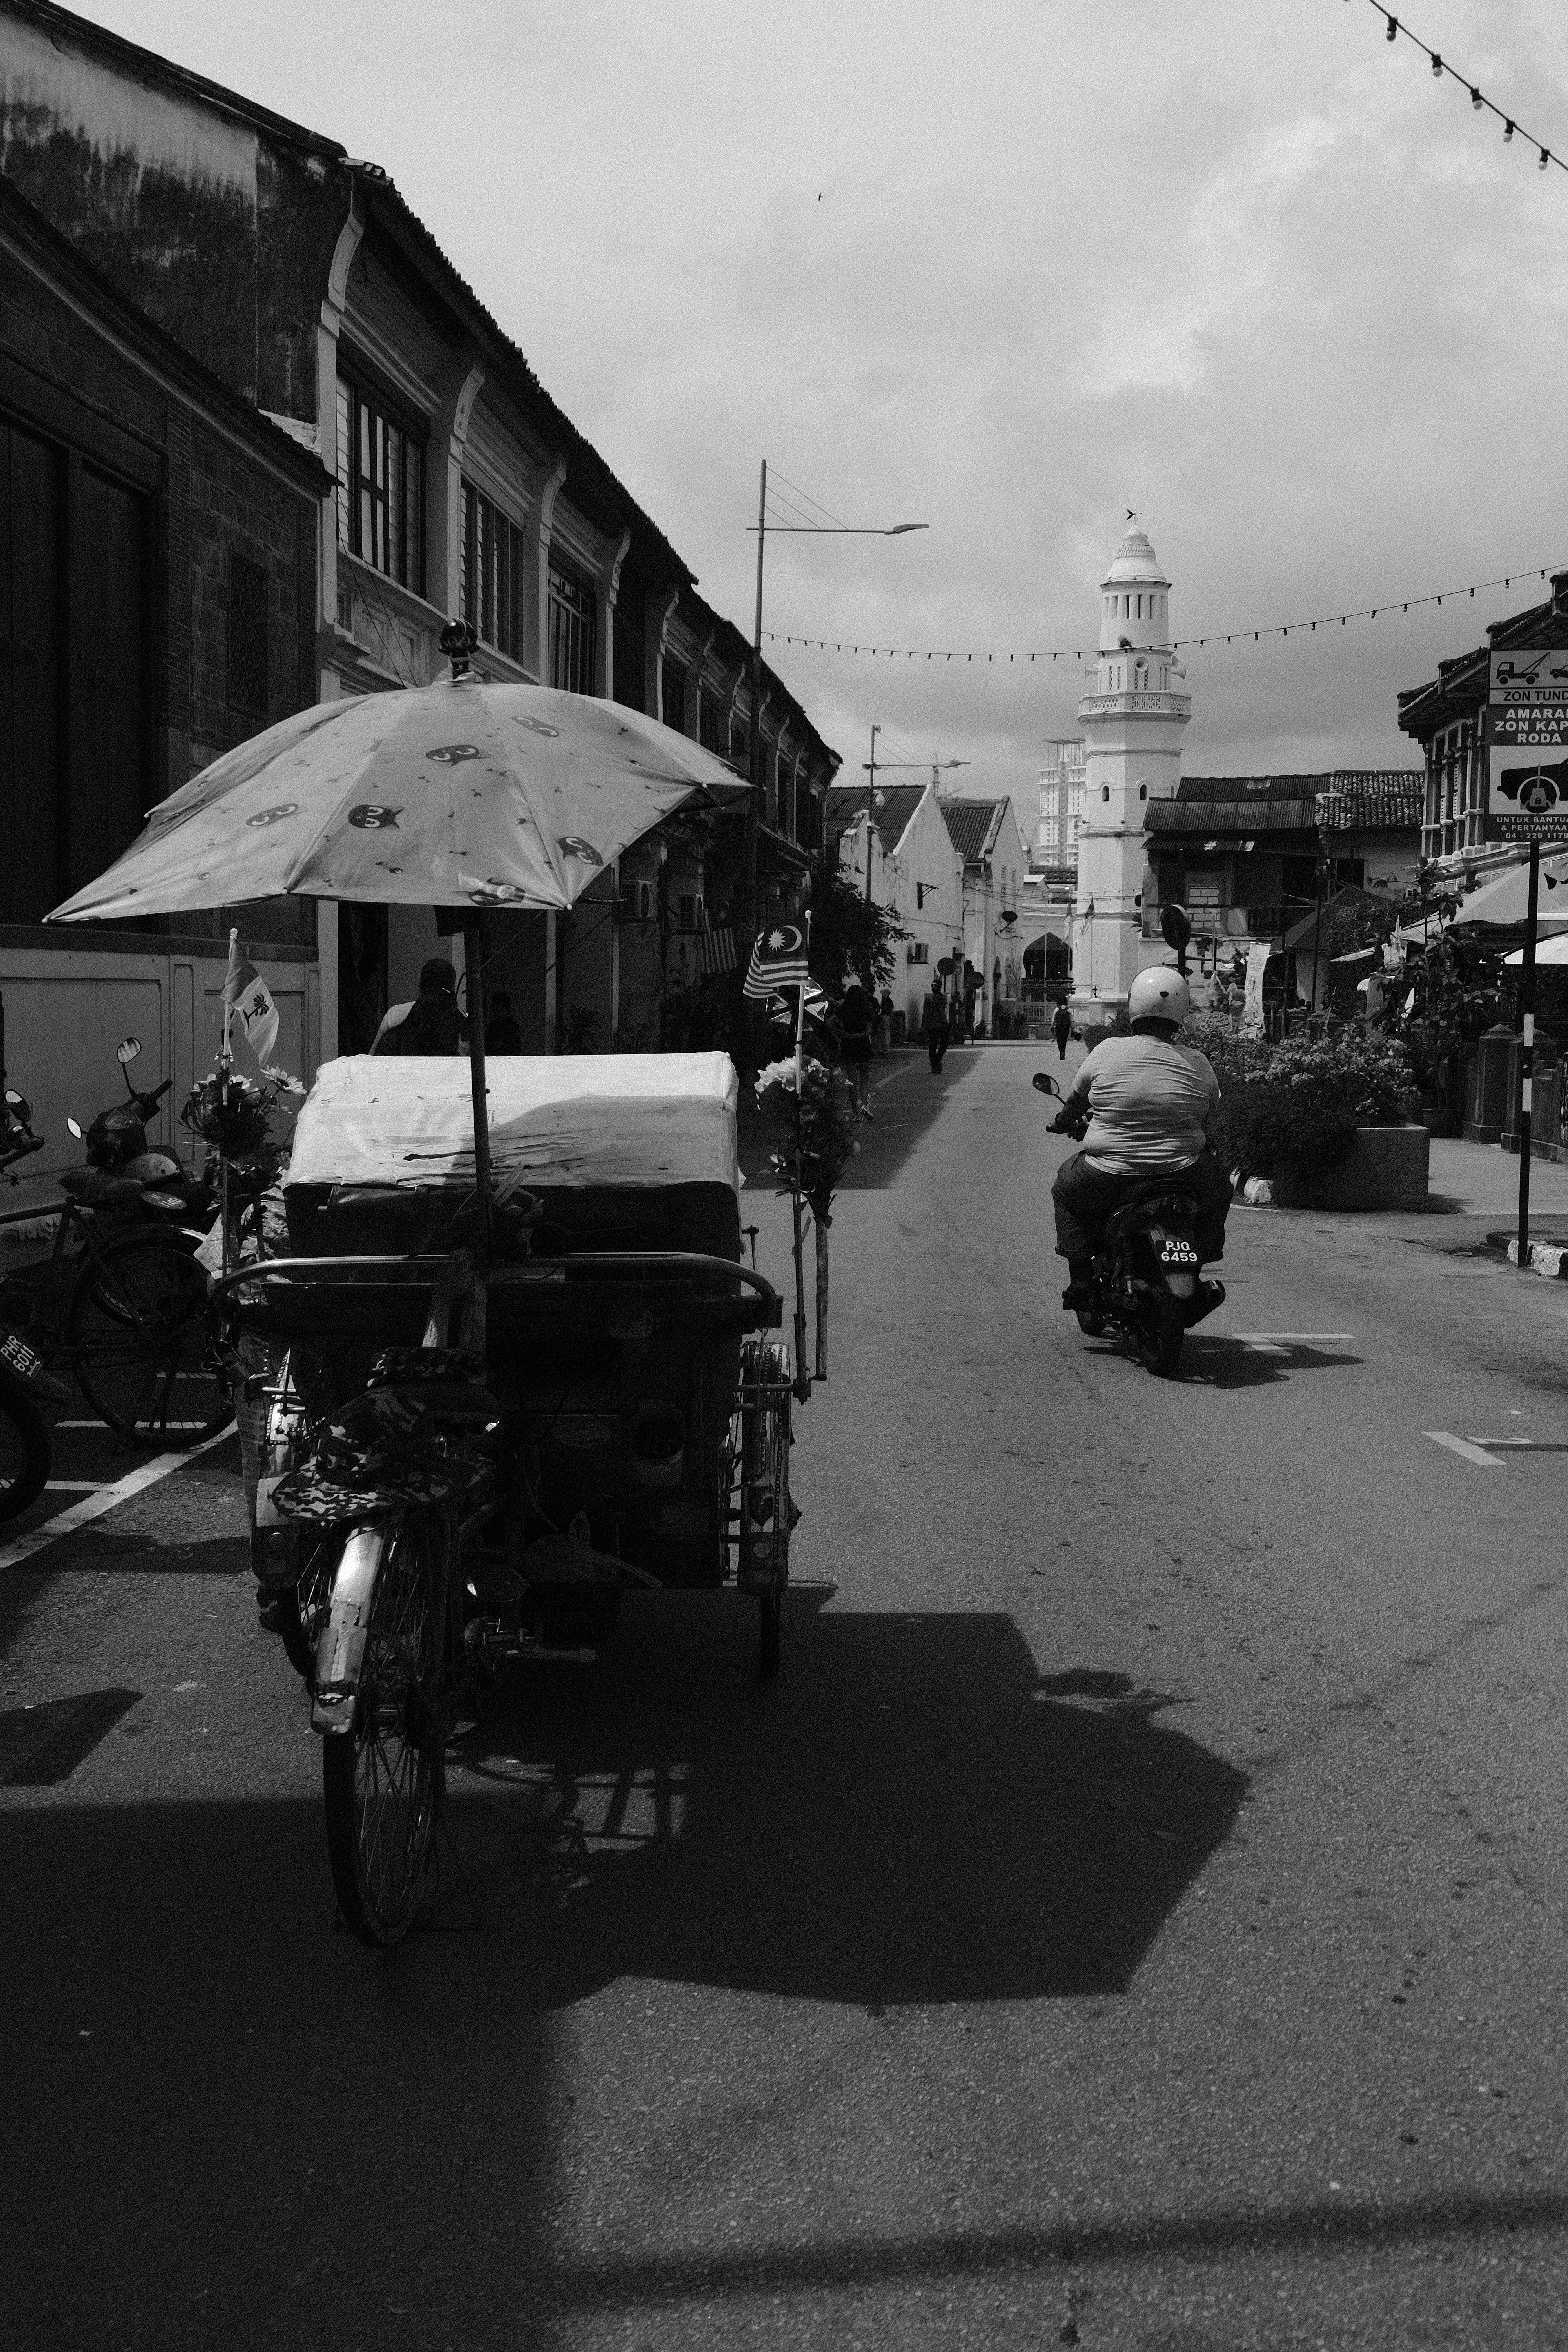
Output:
top-left (462, 922), bottom-right (494, 1258)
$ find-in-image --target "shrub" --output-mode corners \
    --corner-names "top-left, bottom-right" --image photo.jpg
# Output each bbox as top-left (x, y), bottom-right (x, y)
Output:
top-left (1209, 1080), bottom-right (1359, 1180)
top-left (1191, 1020), bottom-right (1415, 1178)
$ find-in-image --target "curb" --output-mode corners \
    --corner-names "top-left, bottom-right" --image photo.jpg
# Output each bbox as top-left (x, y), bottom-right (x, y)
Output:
top-left (1504, 1237), bottom-right (1568, 1279)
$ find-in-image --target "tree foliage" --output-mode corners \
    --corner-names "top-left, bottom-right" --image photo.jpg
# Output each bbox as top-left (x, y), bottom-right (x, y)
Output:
top-left (803, 865), bottom-right (909, 990)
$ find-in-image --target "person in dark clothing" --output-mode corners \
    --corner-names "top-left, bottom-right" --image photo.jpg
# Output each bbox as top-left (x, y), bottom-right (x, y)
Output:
top-left (877, 987), bottom-right (895, 1054)
top-left (836, 980), bottom-right (874, 1114)
top-left (920, 979), bottom-right (949, 1074)
top-left (372, 957), bottom-right (466, 1056)
top-left (685, 975), bottom-right (720, 1053)
top-left (1053, 1000), bottom-right (1072, 1060)
top-left (485, 989), bottom-right (522, 1055)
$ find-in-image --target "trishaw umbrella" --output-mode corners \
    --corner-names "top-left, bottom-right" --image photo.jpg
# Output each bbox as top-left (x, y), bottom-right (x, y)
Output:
top-left (44, 671), bottom-right (754, 1240)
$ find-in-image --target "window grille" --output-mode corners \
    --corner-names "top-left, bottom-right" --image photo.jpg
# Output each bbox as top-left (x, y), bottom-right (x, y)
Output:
top-left (678, 893), bottom-right (697, 931)
top-left (336, 372), bottom-right (424, 593)
top-left (547, 559), bottom-right (597, 694)
top-left (460, 481), bottom-right (522, 660)
top-left (229, 554), bottom-right (268, 717)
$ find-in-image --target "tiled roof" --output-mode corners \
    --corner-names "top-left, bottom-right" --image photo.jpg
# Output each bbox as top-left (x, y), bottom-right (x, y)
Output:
top-left (1147, 800), bottom-right (1320, 837)
top-left (826, 782), bottom-right (927, 853)
top-left (1154, 769), bottom-right (1423, 837)
top-left (940, 798), bottom-right (1006, 863)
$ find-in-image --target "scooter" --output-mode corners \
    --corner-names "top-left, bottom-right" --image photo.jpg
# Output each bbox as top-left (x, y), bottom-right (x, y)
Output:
top-left (65, 1038), bottom-right (214, 1227)
top-left (0, 1053), bottom-right (76, 1519)
top-left (1033, 1071), bottom-right (1222, 1378)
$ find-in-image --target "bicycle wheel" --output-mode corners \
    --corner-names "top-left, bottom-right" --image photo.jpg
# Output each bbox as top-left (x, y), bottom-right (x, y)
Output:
top-left (68, 1232), bottom-right (233, 1444)
top-left (322, 1514), bottom-right (444, 1948)
top-left (0, 1388), bottom-right (49, 1521)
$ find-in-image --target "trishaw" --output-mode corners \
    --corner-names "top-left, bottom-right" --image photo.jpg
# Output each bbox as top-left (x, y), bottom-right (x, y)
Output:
top-left (211, 1049), bottom-right (802, 1947)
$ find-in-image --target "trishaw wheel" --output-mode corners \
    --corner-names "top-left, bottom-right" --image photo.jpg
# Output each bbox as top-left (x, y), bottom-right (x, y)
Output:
top-left (322, 1515), bottom-right (443, 1948)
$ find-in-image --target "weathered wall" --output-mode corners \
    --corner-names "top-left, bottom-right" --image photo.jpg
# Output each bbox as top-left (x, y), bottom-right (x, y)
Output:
top-left (0, 4), bottom-right (345, 419)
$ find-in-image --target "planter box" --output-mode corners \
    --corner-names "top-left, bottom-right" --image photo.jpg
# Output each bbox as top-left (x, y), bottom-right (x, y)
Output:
top-left (1270, 1124), bottom-right (1430, 1210)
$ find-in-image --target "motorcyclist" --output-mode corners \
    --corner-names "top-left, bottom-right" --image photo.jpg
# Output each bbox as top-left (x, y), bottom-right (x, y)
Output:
top-left (1049, 965), bottom-right (1230, 1318)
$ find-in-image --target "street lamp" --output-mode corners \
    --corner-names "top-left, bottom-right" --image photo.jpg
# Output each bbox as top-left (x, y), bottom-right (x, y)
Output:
top-left (744, 459), bottom-right (927, 939)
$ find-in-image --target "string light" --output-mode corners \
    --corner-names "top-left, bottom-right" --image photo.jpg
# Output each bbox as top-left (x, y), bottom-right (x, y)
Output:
top-left (1361, 2), bottom-right (1564, 179)
top-left (762, 559), bottom-right (1566, 664)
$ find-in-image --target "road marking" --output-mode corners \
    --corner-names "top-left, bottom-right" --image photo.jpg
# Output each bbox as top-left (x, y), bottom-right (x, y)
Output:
top-left (1230, 1333), bottom-right (1356, 1344)
top-left (0, 1426), bottom-right (234, 1572)
top-left (1466, 1439), bottom-right (1568, 1454)
top-left (44, 1480), bottom-right (108, 1492)
top-left (1425, 1431), bottom-right (1504, 1470)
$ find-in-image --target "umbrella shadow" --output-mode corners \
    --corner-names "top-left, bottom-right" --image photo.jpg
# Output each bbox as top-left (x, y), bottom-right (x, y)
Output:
top-left (440, 1589), bottom-right (1249, 2009)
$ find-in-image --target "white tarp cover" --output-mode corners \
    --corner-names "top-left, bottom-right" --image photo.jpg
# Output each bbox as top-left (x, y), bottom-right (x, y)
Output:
top-left (286, 1053), bottom-right (742, 1196)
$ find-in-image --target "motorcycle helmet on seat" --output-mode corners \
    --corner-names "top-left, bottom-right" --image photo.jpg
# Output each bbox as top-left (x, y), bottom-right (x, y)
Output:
top-left (1127, 966), bottom-right (1191, 1026)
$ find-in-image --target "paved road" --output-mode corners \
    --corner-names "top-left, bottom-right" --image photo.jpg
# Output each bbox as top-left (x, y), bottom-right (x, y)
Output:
top-left (5, 1044), bottom-right (1568, 2348)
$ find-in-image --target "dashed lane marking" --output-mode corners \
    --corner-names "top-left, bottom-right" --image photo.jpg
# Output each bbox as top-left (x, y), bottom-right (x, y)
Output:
top-left (1425, 1431), bottom-right (1505, 1470)
top-left (1230, 1333), bottom-right (1356, 1344)
top-left (0, 1427), bottom-right (234, 1572)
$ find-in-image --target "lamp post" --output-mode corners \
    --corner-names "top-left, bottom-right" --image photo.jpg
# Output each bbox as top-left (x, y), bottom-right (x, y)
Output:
top-left (743, 461), bottom-right (926, 942)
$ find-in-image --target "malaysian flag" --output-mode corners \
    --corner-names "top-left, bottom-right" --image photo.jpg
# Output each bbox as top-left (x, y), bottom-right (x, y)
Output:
top-left (741, 922), bottom-right (810, 1001)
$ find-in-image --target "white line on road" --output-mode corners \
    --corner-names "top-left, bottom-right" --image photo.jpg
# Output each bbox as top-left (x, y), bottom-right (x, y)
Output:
top-left (0, 1426), bottom-right (234, 1572)
top-left (1425, 1431), bottom-right (1504, 1470)
top-left (44, 1480), bottom-right (108, 1491)
top-left (1230, 1334), bottom-right (1356, 1344)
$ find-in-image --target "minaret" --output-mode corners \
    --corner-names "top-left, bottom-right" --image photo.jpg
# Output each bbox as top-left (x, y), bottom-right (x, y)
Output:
top-left (1069, 517), bottom-right (1191, 1021)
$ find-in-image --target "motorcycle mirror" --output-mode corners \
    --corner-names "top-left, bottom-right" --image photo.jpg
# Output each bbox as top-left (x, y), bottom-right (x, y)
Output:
top-left (67, 1116), bottom-right (83, 1140)
top-left (116, 1037), bottom-right (142, 1065)
top-left (1032, 1073), bottom-right (1060, 1097)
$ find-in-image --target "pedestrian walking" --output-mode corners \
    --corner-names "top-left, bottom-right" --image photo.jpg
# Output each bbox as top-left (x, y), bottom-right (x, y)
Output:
top-left (920, 978), bottom-right (949, 1074)
top-left (836, 978), bottom-right (875, 1114)
top-left (877, 986), bottom-right (894, 1056)
top-left (1053, 1000), bottom-right (1072, 1061)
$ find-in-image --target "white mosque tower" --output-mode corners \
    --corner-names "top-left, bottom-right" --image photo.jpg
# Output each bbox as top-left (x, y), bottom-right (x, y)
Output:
top-left (1069, 515), bottom-right (1191, 1021)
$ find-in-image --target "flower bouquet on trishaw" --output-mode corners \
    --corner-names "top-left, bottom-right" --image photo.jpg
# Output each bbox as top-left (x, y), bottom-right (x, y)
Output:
top-left (47, 632), bottom-right (824, 1946)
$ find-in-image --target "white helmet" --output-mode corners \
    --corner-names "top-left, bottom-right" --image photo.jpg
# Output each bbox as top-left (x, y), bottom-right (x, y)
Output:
top-left (1127, 966), bottom-right (1191, 1026)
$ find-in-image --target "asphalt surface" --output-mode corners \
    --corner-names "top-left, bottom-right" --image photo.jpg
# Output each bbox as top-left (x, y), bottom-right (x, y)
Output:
top-left (5, 1042), bottom-right (1568, 2348)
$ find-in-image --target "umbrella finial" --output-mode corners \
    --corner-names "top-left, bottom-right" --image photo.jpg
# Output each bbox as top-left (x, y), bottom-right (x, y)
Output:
top-left (440, 617), bottom-right (479, 682)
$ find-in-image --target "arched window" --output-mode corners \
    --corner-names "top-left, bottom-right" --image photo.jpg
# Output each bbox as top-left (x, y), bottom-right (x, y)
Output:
top-left (1138, 783), bottom-right (1148, 802)
top-left (1101, 784), bottom-right (1110, 804)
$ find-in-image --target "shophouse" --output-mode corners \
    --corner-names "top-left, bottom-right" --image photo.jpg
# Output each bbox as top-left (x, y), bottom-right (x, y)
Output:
top-left (0, 0), bottom-right (838, 1063)
top-left (1397, 569), bottom-right (1568, 885)
top-left (940, 795), bottom-right (1029, 1033)
top-left (1142, 771), bottom-right (1422, 987)
top-left (0, 167), bottom-right (329, 1213)
top-left (825, 779), bottom-right (963, 1034)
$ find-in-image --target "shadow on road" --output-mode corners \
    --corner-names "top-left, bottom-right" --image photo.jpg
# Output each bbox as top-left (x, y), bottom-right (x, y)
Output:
top-left (439, 1587), bottom-right (1248, 2009)
top-left (1068, 1335), bottom-right (1363, 1389)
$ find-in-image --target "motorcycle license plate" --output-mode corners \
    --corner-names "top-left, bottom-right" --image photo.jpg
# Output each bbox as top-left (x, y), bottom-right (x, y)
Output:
top-left (0, 1330), bottom-right (43, 1383)
top-left (1158, 1239), bottom-right (1199, 1267)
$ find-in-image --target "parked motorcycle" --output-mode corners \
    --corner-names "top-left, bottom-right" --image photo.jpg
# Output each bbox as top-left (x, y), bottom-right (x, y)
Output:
top-left (1033, 1071), bottom-right (1222, 1378)
top-left (0, 1078), bottom-right (76, 1519)
top-left (65, 1038), bottom-right (214, 1228)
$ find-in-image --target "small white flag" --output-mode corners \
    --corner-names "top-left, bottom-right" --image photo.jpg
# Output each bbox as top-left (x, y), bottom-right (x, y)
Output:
top-left (223, 935), bottom-right (279, 1066)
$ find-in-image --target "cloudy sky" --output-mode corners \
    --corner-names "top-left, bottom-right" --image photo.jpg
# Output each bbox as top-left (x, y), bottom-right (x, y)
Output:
top-left (70, 0), bottom-right (1568, 809)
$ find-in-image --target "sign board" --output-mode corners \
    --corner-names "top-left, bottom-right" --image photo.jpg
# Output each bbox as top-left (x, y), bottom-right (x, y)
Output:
top-left (1484, 704), bottom-right (1568, 750)
top-left (1489, 649), bottom-right (1568, 703)
top-left (1485, 745), bottom-right (1568, 839)
top-left (1241, 940), bottom-right (1270, 1036)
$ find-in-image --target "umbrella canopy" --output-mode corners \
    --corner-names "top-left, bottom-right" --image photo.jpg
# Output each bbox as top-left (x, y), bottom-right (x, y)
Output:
top-left (1445, 853), bottom-right (1568, 935)
top-left (47, 677), bottom-right (750, 925)
top-left (1502, 933), bottom-right (1568, 967)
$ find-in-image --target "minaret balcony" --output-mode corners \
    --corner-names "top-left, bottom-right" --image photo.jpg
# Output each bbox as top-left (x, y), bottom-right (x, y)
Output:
top-left (1078, 690), bottom-right (1192, 720)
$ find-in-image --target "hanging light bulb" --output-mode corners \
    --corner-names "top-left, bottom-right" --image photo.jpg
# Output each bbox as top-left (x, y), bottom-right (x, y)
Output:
top-left (1470, 87), bottom-right (1483, 111)
top-left (1541, 147), bottom-right (1552, 171)
top-left (1385, 14), bottom-right (1397, 39)
top-left (1504, 119), bottom-right (1515, 142)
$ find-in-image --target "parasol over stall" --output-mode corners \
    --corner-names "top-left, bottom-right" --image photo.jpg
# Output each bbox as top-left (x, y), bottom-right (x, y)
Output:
top-left (47, 628), bottom-right (752, 1244)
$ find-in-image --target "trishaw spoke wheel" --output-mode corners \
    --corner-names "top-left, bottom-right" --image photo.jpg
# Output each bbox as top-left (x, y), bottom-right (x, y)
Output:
top-left (322, 1515), bottom-right (442, 1948)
